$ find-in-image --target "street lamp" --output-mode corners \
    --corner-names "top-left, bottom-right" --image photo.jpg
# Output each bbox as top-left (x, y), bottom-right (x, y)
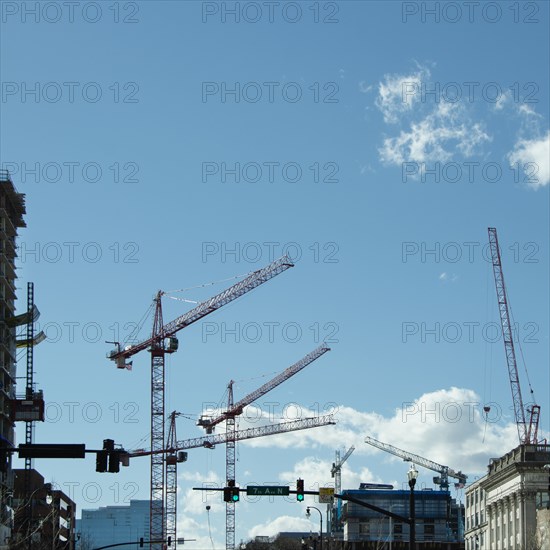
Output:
top-left (408, 465), bottom-right (418, 550)
top-left (306, 506), bottom-right (323, 550)
top-left (388, 504), bottom-right (398, 550)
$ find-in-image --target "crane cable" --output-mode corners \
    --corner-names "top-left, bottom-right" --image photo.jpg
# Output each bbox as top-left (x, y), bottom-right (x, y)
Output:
top-left (163, 271), bottom-right (252, 296)
top-left (482, 262), bottom-right (493, 443)
top-left (123, 301), bottom-right (155, 348)
top-left (506, 284), bottom-right (537, 403)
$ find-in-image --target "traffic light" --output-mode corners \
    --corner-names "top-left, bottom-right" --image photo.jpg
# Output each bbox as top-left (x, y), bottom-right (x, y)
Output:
top-left (223, 486), bottom-right (240, 502)
top-left (139, 538), bottom-right (144, 547)
top-left (96, 450), bottom-right (108, 473)
top-left (167, 536), bottom-right (172, 546)
top-left (296, 479), bottom-right (304, 501)
top-left (108, 451), bottom-right (120, 473)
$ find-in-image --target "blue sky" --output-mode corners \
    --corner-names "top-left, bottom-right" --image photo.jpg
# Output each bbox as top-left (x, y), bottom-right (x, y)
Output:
top-left (1, 0), bottom-right (549, 547)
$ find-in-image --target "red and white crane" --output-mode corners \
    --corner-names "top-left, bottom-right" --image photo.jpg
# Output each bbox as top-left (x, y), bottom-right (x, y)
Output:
top-left (107, 256), bottom-right (294, 548)
top-left (198, 344), bottom-right (331, 550)
top-left (488, 228), bottom-right (541, 444)
top-left (130, 413), bottom-right (335, 549)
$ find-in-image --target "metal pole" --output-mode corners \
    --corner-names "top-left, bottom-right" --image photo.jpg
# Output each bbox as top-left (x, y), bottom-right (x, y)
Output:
top-left (307, 507), bottom-right (323, 550)
top-left (409, 485), bottom-right (415, 550)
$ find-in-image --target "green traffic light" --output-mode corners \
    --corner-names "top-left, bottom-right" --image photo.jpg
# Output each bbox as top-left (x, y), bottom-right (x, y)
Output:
top-left (297, 494), bottom-right (304, 502)
top-left (232, 495), bottom-right (239, 502)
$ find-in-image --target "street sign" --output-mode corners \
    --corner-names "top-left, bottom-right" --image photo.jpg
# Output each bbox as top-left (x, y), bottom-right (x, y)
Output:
top-left (246, 485), bottom-right (290, 496)
top-left (319, 487), bottom-right (334, 503)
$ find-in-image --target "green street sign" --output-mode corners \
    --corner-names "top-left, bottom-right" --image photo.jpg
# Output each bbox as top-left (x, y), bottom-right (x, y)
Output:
top-left (246, 485), bottom-right (290, 496)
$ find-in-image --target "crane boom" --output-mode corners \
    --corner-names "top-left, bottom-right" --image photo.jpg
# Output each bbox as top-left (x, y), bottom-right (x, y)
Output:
top-left (108, 256), bottom-right (294, 366)
top-left (198, 344), bottom-right (331, 431)
top-left (365, 436), bottom-right (467, 488)
top-left (128, 415), bottom-right (336, 457)
top-left (488, 227), bottom-right (539, 444)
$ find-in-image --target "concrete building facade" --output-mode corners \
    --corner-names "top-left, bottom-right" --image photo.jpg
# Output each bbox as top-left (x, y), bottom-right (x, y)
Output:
top-left (464, 444), bottom-right (550, 550)
top-left (0, 170), bottom-right (26, 546)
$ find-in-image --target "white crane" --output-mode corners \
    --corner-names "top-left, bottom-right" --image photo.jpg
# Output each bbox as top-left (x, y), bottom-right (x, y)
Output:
top-left (330, 445), bottom-right (354, 532)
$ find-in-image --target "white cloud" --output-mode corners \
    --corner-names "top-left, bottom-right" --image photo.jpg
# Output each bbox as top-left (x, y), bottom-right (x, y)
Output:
top-left (248, 515), bottom-right (314, 539)
top-left (359, 81), bottom-right (373, 93)
top-left (507, 131), bottom-right (550, 189)
top-left (278, 456), bottom-right (383, 491)
top-left (493, 91), bottom-right (509, 111)
top-left (238, 387), bottom-right (520, 477)
top-left (375, 65), bottom-right (430, 124)
top-left (379, 102), bottom-right (490, 165)
top-left (439, 272), bottom-right (458, 283)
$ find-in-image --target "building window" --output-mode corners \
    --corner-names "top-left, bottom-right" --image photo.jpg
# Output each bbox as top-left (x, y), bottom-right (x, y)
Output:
top-left (424, 523), bottom-right (435, 540)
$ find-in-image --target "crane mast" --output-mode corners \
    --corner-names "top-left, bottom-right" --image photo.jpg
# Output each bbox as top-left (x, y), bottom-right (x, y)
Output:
top-left (107, 256), bottom-right (294, 549)
top-left (488, 227), bottom-right (540, 444)
top-left (331, 445), bottom-right (355, 532)
top-left (226, 382), bottom-right (236, 550)
top-left (365, 436), bottom-right (467, 489)
top-left (165, 411), bottom-right (182, 547)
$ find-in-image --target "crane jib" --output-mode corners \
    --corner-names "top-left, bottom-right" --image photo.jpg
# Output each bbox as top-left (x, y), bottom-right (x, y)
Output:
top-left (108, 256), bottom-right (294, 362)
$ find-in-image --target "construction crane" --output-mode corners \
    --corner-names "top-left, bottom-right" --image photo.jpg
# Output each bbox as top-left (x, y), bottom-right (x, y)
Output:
top-left (488, 227), bottom-right (541, 444)
top-left (197, 344), bottom-right (330, 550)
top-left (364, 436), bottom-right (467, 489)
top-left (131, 414), bottom-right (335, 547)
top-left (197, 344), bottom-right (330, 432)
top-left (330, 445), bottom-right (354, 532)
top-left (107, 256), bottom-right (294, 549)
top-left (128, 414), bottom-right (336, 457)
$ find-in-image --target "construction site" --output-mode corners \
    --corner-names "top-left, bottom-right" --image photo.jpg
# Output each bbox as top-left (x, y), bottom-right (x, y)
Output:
top-left (1, 167), bottom-right (549, 550)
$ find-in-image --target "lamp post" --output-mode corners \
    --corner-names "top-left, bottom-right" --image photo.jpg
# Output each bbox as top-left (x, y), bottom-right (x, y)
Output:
top-left (306, 506), bottom-right (323, 550)
top-left (408, 465), bottom-right (418, 550)
top-left (388, 504), bottom-right (398, 550)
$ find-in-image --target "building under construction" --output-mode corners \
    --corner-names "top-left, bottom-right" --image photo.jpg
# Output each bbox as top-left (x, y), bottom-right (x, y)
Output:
top-left (0, 170), bottom-right (26, 545)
